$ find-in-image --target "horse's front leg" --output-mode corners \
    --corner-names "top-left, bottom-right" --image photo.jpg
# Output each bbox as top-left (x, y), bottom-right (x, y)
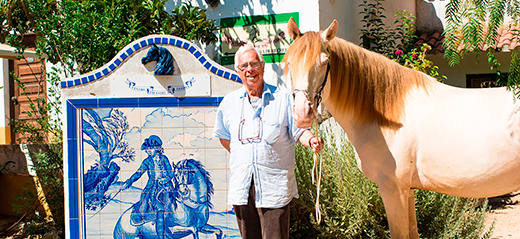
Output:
top-left (190, 226), bottom-right (199, 239)
top-left (378, 178), bottom-right (419, 239)
top-left (407, 189), bottom-right (419, 239)
top-left (167, 226), bottom-right (198, 239)
top-left (199, 224), bottom-right (223, 239)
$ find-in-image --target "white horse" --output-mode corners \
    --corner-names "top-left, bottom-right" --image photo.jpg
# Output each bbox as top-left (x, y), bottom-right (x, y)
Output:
top-left (283, 17), bottom-right (520, 238)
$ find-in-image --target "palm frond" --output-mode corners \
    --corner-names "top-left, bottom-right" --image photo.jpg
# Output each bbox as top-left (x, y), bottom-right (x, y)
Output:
top-left (485, 0), bottom-right (506, 48)
top-left (507, 48), bottom-right (520, 98)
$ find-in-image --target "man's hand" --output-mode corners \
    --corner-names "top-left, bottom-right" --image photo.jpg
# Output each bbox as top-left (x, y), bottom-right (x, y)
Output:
top-left (219, 138), bottom-right (231, 152)
top-left (308, 136), bottom-right (324, 154)
top-left (299, 130), bottom-right (324, 153)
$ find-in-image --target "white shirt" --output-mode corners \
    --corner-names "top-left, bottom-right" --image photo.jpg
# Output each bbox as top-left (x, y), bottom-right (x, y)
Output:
top-left (213, 83), bottom-right (305, 208)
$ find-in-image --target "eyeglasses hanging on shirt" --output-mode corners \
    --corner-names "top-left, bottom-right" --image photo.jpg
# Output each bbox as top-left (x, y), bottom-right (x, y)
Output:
top-left (238, 96), bottom-right (263, 144)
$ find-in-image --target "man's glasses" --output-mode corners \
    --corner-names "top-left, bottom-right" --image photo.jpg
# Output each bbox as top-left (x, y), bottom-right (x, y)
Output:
top-left (238, 116), bottom-right (262, 144)
top-left (237, 61), bottom-right (262, 71)
top-left (238, 98), bottom-right (263, 144)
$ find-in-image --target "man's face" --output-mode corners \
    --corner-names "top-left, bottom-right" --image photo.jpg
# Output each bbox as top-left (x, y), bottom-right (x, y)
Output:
top-left (236, 49), bottom-right (265, 92)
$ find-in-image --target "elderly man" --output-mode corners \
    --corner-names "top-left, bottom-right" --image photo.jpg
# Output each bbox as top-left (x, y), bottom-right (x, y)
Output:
top-left (213, 45), bottom-right (323, 239)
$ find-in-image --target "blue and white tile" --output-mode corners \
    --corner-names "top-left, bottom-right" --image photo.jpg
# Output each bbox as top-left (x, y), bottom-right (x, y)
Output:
top-left (162, 128), bottom-right (184, 149)
top-left (184, 108), bottom-right (206, 128)
top-left (140, 128), bottom-right (163, 144)
top-left (207, 169), bottom-right (227, 191)
top-left (83, 150), bottom-right (100, 174)
top-left (205, 148), bottom-right (227, 170)
top-left (184, 127), bottom-right (205, 148)
top-left (163, 149), bottom-right (185, 165)
top-left (141, 108), bottom-right (163, 128)
top-left (119, 150), bottom-right (142, 173)
top-left (204, 108), bottom-right (218, 127)
top-left (78, 102), bottom-right (238, 238)
top-left (117, 107), bottom-right (140, 126)
top-left (163, 107), bottom-right (184, 128)
top-left (211, 190), bottom-right (228, 212)
top-left (204, 127), bottom-right (222, 149)
top-left (182, 149), bottom-right (203, 161)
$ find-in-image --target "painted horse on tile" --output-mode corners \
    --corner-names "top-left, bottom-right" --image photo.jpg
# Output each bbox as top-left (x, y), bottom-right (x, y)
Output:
top-left (283, 17), bottom-right (520, 238)
top-left (114, 158), bottom-right (222, 239)
top-left (142, 44), bottom-right (174, 75)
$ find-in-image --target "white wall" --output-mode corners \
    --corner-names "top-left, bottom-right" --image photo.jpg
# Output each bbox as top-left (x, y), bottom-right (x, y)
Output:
top-left (166, 0), bottom-right (320, 87)
top-left (167, 0), bottom-right (514, 89)
top-left (0, 59), bottom-right (8, 128)
top-left (164, 0), bottom-right (421, 87)
top-left (428, 52), bottom-right (513, 88)
top-left (319, 0), bottom-right (416, 44)
top-left (415, 0), bottom-right (513, 87)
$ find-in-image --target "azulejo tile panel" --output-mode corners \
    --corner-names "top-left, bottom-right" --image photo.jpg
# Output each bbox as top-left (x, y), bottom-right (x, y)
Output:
top-left (67, 97), bottom-right (240, 238)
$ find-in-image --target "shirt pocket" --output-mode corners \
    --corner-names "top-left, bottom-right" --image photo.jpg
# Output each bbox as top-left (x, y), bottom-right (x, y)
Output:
top-left (263, 121), bottom-right (281, 145)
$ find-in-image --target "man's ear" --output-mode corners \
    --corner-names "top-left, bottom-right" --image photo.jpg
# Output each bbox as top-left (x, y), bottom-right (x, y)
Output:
top-left (287, 17), bottom-right (301, 41)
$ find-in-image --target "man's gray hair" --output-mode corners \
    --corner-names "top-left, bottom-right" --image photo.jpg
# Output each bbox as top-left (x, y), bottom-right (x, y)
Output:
top-left (234, 45), bottom-right (265, 69)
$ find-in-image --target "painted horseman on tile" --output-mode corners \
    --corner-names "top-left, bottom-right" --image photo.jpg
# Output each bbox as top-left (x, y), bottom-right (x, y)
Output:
top-left (115, 135), bottom-right (223, 239)
top-left (120, 135), bottom-right (175, 237)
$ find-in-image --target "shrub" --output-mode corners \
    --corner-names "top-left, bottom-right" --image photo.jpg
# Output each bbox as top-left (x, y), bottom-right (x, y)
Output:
top-left (291, 120), bottom-right (493, 238)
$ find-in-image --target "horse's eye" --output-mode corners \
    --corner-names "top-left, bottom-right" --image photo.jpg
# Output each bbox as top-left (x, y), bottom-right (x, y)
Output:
top-left (321, 59), bottom-right (329, 67)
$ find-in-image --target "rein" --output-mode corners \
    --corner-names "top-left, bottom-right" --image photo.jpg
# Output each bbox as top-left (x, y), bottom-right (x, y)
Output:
top-left (292, 63), bottom-right (330, 224)
top-left (311, 120), bottom-right (323, 224)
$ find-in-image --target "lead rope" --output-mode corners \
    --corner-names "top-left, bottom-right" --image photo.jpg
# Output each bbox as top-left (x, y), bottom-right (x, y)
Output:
top-left (312, 64), bottom-right (329, 224)
top-left (310, 105), bottom-right (323, 224)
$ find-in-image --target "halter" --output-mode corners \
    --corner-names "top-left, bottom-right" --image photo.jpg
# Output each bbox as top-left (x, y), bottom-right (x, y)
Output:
top-left (292, 62), bottom-right (330, 108)
top-left (290, 62), bottom-right (330, 224)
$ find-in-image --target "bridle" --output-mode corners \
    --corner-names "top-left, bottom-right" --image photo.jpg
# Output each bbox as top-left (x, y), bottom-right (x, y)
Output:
top-left (290, 61), bottom-right (330, 224)
top-left (292, 62), bottom-right (330, 109)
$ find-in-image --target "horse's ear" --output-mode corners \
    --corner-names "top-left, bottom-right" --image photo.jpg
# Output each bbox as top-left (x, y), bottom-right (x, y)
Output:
top-left (287, 17), bottom-right (301, 40)
top-left (321, 19), bottom-right (338, 42)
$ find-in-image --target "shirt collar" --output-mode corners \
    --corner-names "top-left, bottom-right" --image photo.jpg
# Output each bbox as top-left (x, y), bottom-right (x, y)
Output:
top-left (240, 83), bottom-right (274, 99)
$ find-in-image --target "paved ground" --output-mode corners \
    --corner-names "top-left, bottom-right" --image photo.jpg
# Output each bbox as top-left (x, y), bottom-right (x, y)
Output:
top-left (1, 193), bottom-right (519, 238)
top-left (486, 192), bottom-right (520, 239)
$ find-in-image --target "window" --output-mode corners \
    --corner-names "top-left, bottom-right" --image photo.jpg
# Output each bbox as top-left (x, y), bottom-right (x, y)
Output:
top-left (466, 73), bottom-right (505, 88)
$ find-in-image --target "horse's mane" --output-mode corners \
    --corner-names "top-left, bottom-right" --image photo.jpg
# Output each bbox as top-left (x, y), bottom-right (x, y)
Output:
top-left (284, 32), bottom-right (433, 128)
top-left (176, 158), bottom-right (214, 208)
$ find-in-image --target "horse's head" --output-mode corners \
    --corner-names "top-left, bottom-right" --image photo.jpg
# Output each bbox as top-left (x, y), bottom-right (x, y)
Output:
top-left (284, 17), bottom-right (338, 128)
top-left (141, 44), bottom-right (160, 64)
top-left (176, 159), bottom-right (214, 208)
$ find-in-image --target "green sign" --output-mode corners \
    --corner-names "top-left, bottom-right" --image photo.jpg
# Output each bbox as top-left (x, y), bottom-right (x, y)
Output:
top-left (220, 12), bottom-right (299, 65)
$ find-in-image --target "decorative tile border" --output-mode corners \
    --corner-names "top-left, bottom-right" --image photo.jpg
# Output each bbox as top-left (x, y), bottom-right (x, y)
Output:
top-left (60, 35), bottom-right (241, 88)
top-left (66, 96), bottom-right (224, 238)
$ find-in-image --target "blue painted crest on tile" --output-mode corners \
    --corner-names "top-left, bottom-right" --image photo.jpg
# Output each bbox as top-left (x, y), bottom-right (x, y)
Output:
top-left (141, 44), bottom-right (174, 75)
top-left (60, 35), bottom-right (241, 88)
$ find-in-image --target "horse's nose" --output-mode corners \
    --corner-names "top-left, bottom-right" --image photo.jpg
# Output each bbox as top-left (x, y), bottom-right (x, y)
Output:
top-left (293, 92), bottom-right (315, 128)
